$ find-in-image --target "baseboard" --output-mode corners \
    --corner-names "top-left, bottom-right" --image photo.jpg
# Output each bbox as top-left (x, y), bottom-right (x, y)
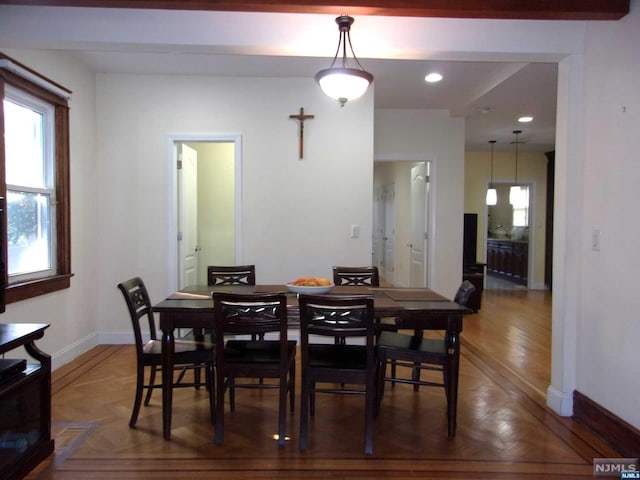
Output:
top-left (573, 390), bottom-right (640, 457)
top-left (547, 385), bottom-right (573, 416)
top-left (51, 332), bottom-right (98, 370)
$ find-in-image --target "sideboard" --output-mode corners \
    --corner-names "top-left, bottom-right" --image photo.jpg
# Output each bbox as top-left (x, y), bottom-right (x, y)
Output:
top-left (0, 323), bottom-right (53, 480)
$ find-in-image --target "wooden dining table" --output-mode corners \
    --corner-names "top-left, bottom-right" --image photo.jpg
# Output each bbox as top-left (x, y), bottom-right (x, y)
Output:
top-left (153, 284), bottom-right (470, 440)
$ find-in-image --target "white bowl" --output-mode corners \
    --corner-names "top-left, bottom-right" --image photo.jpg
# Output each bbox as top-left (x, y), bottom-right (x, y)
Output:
top-left (285, 282), bottom-right (334, 295)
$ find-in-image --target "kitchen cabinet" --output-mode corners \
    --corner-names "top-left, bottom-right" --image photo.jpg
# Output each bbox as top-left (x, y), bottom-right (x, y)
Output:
top-left (486, 239), bottom-right (528, 285)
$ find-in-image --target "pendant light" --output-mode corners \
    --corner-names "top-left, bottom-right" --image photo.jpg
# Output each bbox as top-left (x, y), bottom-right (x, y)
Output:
top-left (315, 15), bottom-right (374, 107)
top-left (486, 140), bottom-right (497, 205)
top-left (509, 130), bottom-right (522, 205)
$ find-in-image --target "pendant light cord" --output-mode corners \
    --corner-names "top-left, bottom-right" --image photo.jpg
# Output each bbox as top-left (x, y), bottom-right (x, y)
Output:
top-left (513, 130), bottom-right (522, 184)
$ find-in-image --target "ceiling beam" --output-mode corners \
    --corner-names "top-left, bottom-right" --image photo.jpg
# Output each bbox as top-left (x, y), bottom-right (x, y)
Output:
top-left (0, 0), bottom-right (630, 20)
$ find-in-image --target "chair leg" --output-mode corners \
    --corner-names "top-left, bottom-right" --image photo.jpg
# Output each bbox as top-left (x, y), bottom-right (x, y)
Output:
top-left (309, 381), bottom-right (316, 417)
top-left (229, 376), bottom-right (236, 412)
top-left (390, 359), bottom-right (397, 387)
top-left (278, 373), bottom-right (287, 447)
top-left (144, 365), bottom-right (157, 406)
top-left (364, 379), bottom-right (375, 455)
top-left (289, 362), bottom-right (296, 413)
top-left (444, 360), bottom-right (459, 439)
top-left (214, 368), bottom-right (226, 445)
top-left (194, 365), bottom-right (202, 390)
top-left (129, 364), bottom-right (146, 427)
top-left (207, 364), bottom-right (215, 425)
top-left (412, 362), bottom-right (421, 391)
top-left (376, 358), bottom-right (387, 411)
top-left (299, 373), bottom-right (310, 451)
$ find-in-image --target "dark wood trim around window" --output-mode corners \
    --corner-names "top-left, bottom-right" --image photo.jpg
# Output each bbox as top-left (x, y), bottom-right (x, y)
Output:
top-left (0, 52), bottom-right (73, 303)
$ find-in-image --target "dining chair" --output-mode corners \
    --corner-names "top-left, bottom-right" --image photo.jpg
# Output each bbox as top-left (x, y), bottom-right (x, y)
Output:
top-left (332, 266), bottom-right (380, 287)
top-left (117, 277), bottom-right (215, 428)
top-left (207, 265), bottom-right (256, 286)
top-left (298, 293), bottom-right (377, 455)
top-left (212, 292), bottom-right (296, 446)
top-left (376, 280), bottom-right (475, 438)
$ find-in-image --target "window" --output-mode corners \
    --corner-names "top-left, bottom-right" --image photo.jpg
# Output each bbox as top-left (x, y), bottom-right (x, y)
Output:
top-left (1, 53), bottom-right (72, 303)
top-left (512, 186), bottom-right (529, 227)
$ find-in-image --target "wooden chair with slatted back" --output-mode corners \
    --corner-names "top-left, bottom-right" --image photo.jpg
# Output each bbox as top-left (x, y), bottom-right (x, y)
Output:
top-left (376, 280), bottom-right (475, 439)
top-left (207, 265), bottom-right (256, 286)
top-left (332, 266), bottom-right (379, 287)
top-left (298, 293), bottom-right (377, 455)
top-left (117, 277), bottom-right (215, 428)
top-left (212, 292), bottom-right (296, 446)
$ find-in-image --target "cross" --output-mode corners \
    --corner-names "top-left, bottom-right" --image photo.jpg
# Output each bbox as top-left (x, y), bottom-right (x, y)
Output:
top-left (289, 107), bottom-right (315, 159)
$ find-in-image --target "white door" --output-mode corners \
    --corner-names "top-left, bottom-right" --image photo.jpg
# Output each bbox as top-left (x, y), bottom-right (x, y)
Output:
top-left (382, 186), bottom-right (395, 282)
top-left (177, 143), bottom-right (199, 288)
top-left (410, 163), bottom-right (429, 287)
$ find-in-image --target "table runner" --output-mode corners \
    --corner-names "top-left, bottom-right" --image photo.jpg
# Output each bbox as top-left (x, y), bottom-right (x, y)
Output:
top-left (382, 289), bottom-right (449, 302)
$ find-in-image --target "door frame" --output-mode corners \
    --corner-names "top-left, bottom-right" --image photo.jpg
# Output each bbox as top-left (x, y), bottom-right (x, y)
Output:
top-left (374, 155), bottom-right (434, 288)
top-left (166, 132), bottom-right (243, 292)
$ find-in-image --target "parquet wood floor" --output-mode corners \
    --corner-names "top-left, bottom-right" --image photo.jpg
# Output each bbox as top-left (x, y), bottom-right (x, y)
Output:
top-left (27, 289), bottom-right (620, 479)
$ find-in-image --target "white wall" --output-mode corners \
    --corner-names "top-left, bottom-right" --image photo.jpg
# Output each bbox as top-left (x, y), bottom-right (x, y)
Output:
top-left (575, 0), bottom-right (640, 428)
top-left (94, 74), bottom-right (374, 339)
top-left (375, 109), bottom-right (465, 297)
top-left (0, 48), bottom-right (100, 367)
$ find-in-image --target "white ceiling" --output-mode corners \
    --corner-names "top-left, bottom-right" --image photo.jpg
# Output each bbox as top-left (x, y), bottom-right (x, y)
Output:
top-left (0, 6), bottom-right (559, 153)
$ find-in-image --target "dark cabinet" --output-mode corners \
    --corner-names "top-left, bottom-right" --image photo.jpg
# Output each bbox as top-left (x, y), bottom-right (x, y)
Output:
top-left (0, 324), bottom-right (53, 480)
top-left (487, 239), bottom-right (528, 285)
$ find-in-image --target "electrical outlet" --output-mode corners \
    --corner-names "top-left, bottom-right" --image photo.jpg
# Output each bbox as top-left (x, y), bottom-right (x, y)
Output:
top-left (351, 224), bottom-right (360, 238)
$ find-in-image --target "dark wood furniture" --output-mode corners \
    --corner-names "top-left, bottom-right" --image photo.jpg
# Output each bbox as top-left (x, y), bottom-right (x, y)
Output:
top-left (117, 277), bottom-right (215, 428)
top-left (486, 238), bottom-right (528, 285)
top-left (207, 265), bottom-right (256, 286)
top-left (376, 280), bottom-right (475, 439)
top-left (332, 266), bottom-right (379, 286)
top-left (154, 284), bottom-right (470, 440)
top-left (0, 323), bottom-right (53, 480)
top-left (298, 294), bottom-right (377, 455)
top-left (212, 292), bottom-right (296, 446)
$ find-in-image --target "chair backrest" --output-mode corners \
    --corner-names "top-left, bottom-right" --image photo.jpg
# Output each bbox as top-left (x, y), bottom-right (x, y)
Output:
top-left (453, 280), bottom-right (476, 307)
top-left (207, 265), bottom-right (256, 286)
top-left (117, 277), bottom-right (157, 352)
top-left (212, 292), bottom-right (288, 362)
top-left (332, 266), bottom-right (380, 287)
top-left (298, 293), bottom-right (376, 354)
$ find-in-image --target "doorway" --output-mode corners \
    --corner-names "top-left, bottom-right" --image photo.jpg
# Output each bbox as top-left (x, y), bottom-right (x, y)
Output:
top-left (486, 182), bottom-right (532, 289)
top-left (373, 160), bottom-right (431, 288)
top-left (168, 134), bottom-right (242, 292)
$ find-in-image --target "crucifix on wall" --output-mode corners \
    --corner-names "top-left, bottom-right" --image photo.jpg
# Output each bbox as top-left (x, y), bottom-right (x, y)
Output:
top-left (289, 107), bottom-right (314, 159)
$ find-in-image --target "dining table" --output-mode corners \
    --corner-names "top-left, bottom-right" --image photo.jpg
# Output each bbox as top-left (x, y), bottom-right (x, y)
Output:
top-left (152, 284), bottom-right (471, 440)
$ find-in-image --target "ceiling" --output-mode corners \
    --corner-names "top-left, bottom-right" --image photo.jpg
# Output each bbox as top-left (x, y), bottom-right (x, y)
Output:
top-left (3, 0), bottom-right (628, 153)
top-left (74, 49), bottom-right (559, 152)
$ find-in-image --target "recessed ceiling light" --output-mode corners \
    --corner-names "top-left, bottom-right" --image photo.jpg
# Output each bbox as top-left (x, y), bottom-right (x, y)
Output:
top-left (518, 116), bottom-right (534, 123)
top-left (425, 73), bottom-right (443, 83)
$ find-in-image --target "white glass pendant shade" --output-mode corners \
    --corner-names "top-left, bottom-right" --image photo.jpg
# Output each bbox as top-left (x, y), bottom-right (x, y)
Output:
top-left (486, 188), bottom-right (497, 205)
top-left (316, 16), bottom-right (373, 107)
top-left (315, 68), bottom-right (373, 106)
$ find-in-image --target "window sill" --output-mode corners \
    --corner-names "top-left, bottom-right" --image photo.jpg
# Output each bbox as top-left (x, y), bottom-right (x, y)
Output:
top-left (6, 273), bottom-right (74, 304)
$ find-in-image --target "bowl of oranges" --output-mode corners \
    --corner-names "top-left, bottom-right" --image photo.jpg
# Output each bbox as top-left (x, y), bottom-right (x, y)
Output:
top-left (285, 277), bottom-right (334, 294)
